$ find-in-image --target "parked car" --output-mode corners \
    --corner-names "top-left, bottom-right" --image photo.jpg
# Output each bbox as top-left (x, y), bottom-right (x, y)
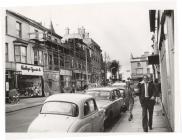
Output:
top-left (111, 82), bottom-right (128, 112)
top-left (28, 93), bottom-right (105, 132)
top-left (85, 87), bottom-right (125, 125)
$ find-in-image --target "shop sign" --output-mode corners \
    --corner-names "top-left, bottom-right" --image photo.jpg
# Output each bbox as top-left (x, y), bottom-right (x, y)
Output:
top-left (16, 63), bottom-right (43, 76)
top-left (60, 69), bottom-right (72, 76)
top-left (73, 70), bottom-right (81, 73)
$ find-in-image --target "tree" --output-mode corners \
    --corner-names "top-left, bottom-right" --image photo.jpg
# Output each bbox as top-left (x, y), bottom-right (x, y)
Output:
top-left (109, 60), bottom-right (120, 79)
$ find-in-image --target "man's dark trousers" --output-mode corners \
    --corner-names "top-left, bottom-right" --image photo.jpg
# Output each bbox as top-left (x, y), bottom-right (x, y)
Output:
top-left (141, 98), bottom-right (155, 132)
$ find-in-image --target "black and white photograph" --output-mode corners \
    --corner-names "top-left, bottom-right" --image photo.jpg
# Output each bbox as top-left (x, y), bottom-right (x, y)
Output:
top-left (1, 0), bottom-right (181, 139)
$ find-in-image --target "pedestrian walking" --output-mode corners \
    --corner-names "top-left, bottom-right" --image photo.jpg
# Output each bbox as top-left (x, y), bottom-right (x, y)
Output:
top-left (125, 80), bottom-right (134, 121)
top-left (136, 75), bottom-right (156, 132)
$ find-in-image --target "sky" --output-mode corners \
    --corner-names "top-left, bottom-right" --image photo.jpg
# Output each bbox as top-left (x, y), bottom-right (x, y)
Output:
top-left (7, 2), bottom-right (173, 71)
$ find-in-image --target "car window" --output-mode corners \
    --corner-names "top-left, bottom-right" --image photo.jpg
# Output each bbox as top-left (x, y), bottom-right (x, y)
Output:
top-left (86, 90), bottom-right (110, 100)
top-left (110, 91), bottom-right (116, 100)
top-left (119, 89), bottom-right (125, 97)
top-left (84, 99), bottom-right (97, 116)
top-left (84, 101), bottom-right (90, 116)
top-left (41, 101), bottom-right (79, 117)
top-left (88, 99), bottom-right (97, 112)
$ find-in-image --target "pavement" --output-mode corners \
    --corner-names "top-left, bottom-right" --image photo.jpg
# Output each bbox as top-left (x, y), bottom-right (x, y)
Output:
top-left (109, 97), bottom-right (172, 132)
top-left (5, 96), bottom-right (172, 132)
top-left (6, 97), bottom-right (47, 113)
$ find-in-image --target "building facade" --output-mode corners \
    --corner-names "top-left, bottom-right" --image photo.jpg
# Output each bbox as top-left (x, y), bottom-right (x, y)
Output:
top-left (5, 10), bottom-right (103, 97)
top-left (5, 10), bottom-right (77, 97)
top-left (130, 52), bottom-right (153, 81)
top-left (63, 27), bottom-right (103, 85)
top-left (149, 10), bottom-right (174, 131)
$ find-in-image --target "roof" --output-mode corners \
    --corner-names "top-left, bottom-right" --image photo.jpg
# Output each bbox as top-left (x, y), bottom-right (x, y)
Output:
top-left (45, 93), bottom-right (92, 104)
top-left (6, 10), bottom-right (62, 39)
top-left (87, 87), bottom-right (118, 91)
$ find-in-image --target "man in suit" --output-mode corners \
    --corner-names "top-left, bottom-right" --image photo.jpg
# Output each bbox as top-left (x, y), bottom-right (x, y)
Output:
top-left (137, 75), bottom-right (156, 132)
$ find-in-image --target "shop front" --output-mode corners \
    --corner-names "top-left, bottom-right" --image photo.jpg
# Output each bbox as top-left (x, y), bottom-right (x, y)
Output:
top-left (60, 69), bottom-right (72, 93)
top-left (73, 70), bottom-right (82, 91)
top-left (44, 70), bottom-right (60, 95)
top-left (16, 63), bottom-right (44, 97)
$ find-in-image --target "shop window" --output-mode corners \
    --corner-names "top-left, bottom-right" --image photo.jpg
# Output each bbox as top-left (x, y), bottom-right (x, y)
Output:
top-left (15, 45), bottom-right (27, 63)
top-left (16, 21), bottom-right (22, 38)
top-left (5, 43), bottom-right (8, 62)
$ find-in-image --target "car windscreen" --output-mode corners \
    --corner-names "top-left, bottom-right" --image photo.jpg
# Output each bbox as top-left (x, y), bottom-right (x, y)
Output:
top-left (86, 90), bottom-right (110, 100)
top-left (40, 101), bottom-right (79, 117)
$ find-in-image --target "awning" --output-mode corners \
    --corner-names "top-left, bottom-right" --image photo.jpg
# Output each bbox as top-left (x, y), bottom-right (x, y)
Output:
top-left (148, 55), bottom-right (159, 65)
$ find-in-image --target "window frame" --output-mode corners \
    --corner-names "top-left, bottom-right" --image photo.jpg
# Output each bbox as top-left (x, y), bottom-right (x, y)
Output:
top-left (5, 43), bottom-right (8, 62)
top-left (14, 45), bottom-right (27, 63)
top-left (16, 21), bottom-right (22, 38)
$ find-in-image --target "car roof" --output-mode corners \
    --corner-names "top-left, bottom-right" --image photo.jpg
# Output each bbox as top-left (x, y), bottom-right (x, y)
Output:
top-left (87, 87), bottom-right (118, 91)
top-left (45, 93), bottom-right (93, 105)
top-left (112, 82), bottom-right (126, 86)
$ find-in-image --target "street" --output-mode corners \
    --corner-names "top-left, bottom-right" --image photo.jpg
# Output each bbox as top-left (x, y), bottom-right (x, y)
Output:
top-left (6, 105), bottom-right (42, 132)
top-left (6, 97), bottom-right (170, 132)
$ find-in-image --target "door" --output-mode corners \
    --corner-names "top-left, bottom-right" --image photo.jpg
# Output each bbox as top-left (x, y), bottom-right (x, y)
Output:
top-left (112, 90), bottom-right (120, 117)
top-left (87, 99), bottom-right (104, 132)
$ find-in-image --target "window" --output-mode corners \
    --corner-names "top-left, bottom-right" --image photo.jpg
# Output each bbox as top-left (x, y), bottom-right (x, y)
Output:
top-left (48, 54), bottom-right (53, 65)
top-left (15, 46), bottom-right (27, 63)
top-left (44, 53), bottom-right (48, 66)
top-left (60, 55), bottom-right (64, 67)
top-left (147, 68), bottom-right (150, 74)
top-left (136, 68), bottom-right (143, 74)
top-left (21, 47), bottom-right (26, 63)
top-left (39, 51), bottom-right (43, 65)
top-left (41, 101), bottom-right (79, 117)
top-left (6, 16), bottom-right (8, 34)
top-left (137, 62), bottom-right (141, 67)
top-left (88, 99), bottom-right (97, 112)
top-left (84, 102), bottom-right (90, 116)
top-left (34, 29), bottom-right (39, 39)
top-left (15, 46), bottom-right (21, 62)
top-left (5, 43), bottom-right (8, 62)
top-left (16, 21), bottom-right (22, 38)
top-left (34, 49), bottom-right (38, 65)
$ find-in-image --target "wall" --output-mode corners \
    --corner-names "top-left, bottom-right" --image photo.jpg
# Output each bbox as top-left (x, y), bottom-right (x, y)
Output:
top-left (159, 11), bottom-right (174, 131)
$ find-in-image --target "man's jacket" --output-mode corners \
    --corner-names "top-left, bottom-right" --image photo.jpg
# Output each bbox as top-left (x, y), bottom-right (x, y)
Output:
top-left (137, 81), bottom-right (156, 105)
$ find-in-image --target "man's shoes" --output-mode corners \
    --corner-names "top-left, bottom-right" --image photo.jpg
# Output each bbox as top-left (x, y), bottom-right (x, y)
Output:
top-left (149, 126), bottom-right (152, 130)
top-left (128, 114), bottom-right (133, 121)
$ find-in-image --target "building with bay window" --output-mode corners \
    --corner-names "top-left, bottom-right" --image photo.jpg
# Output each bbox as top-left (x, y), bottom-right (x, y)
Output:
top-left (130, 52), bottom-right (153, 81)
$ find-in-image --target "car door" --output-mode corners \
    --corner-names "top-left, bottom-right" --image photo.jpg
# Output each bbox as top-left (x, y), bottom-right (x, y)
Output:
top-left (78, 101), bottom-right (93, 132)
top-left (116, 89), bottom-right (124, 110)
top-left (113, 90), bottom-right (121, 117)
top-left (87, 99), bottom-right (104, 132)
